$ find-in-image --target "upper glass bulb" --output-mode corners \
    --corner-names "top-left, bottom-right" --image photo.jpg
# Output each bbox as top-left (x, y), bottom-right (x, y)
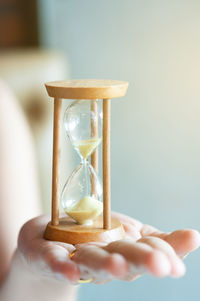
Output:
top-left (64, 99), bottom-right (102, 161)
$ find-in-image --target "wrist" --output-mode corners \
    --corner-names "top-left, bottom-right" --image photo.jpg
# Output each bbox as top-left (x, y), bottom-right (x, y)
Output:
top-left (0, 249), bottom-right (78, 301)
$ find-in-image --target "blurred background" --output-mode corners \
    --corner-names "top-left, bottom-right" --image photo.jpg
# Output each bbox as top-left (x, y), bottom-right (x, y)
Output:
top-left (0, 0), bottom-right (200, 300)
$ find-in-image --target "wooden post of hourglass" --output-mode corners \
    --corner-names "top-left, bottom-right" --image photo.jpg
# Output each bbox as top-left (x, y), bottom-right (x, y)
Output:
top-left (44, 79), bottom-right (128, 245)
top-left (52, 97), bottom-right (62, 226)
top-left (103, 98), bottom-right (111, 229)
top-left (91, 98), bottom-right (111, 229)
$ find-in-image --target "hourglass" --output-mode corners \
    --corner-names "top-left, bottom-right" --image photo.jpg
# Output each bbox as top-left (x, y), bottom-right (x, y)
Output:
top-left (44, 80), bottom-right (128, 244)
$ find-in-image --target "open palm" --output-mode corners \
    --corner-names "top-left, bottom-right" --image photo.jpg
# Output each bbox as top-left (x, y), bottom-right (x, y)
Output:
top-left (18, 212), bottom-right (200, 284)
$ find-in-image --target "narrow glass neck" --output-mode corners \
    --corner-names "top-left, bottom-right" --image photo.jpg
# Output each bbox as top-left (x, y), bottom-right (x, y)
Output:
top-left (81, 157), bottom-right (89, 165)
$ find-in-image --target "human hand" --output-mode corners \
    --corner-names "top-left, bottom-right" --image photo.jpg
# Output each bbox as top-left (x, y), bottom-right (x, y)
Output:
top-left (18, 213), bottom-right (200, 285)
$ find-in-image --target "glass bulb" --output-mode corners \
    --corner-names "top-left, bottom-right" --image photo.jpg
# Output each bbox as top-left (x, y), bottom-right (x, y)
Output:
top-left (61, 162), bottom-right (103, 225)
top-left (64, 99), bottom-right (102, 161)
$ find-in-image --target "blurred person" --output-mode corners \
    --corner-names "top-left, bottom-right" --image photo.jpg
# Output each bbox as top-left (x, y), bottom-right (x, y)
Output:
top-left (0, 79), bottom-right (200, 301)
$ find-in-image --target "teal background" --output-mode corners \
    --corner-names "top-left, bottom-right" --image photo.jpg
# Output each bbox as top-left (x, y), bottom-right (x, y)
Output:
top-left (37, 1), bottom-right (200, 300)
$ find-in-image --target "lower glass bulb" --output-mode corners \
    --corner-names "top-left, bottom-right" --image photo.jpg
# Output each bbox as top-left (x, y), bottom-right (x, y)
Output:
top-left (61, 163), bottom-right (103, 225)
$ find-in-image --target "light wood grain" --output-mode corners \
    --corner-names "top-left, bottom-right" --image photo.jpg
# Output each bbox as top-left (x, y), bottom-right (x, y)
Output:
top-left (51, 98), bottom-right (62, 226)
top-left (45, 79), bottom-right (128, 100)
top-left (103, 99), bottom-right (111, 229)
top-left (44, 216), bottom-right (125, 245)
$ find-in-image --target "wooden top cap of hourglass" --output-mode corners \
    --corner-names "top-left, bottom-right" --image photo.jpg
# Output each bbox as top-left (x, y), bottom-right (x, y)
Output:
top-left (45, 79), bottom-right (128, 99)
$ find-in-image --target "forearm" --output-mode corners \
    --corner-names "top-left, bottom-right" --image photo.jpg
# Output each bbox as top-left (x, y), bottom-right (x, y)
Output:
top-left (0, 250), bottom-right (78, 301)
top-left (0, 80), bottom-right (42, 282)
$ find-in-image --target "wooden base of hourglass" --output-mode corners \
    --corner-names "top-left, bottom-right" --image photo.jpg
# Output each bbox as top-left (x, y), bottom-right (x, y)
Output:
top-left (44, 216), bottom-right (125, 245)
